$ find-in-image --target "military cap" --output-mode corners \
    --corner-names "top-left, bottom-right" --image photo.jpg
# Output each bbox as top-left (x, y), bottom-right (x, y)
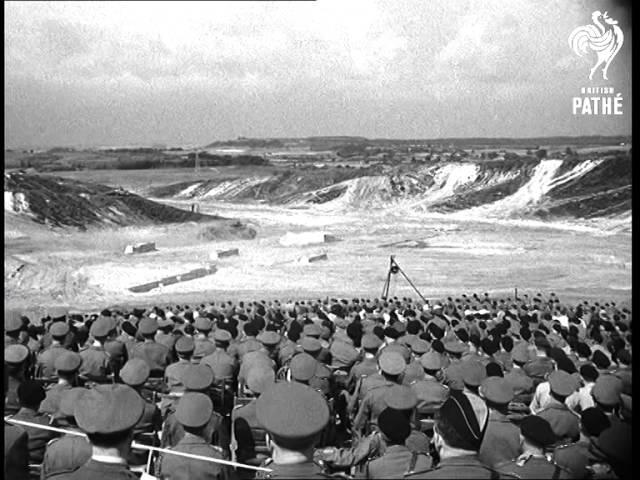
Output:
top-left (595, 423), bottom-right (632, 465)
top-left (194, 317), bottom-right (212, 332)
top-left (17, 380), bottom-right (46, 405)
top-left (182, 364), bottom-right (214, 391)
top-left (301, 337), bottom-right (322, 353)
top-left (48, 306), bottom-right (69, 320)
top-left (5, 310), bottom-right (23, 333)
top-left (175, 336), bottom-right (195, 354)
top-left (520, 415), bottom-right (556, 447)
top-left (362, 333), bottom-right (383, 350)
top-left (437, 390), bottom-right (486, 451)
top-left (384, 385), bottom-right (418, 410)
top-left (138, 317), bottom-right (158, 336)
top-left (378, 407), bottom-right (411, 444)
top-left (55, 351), bottom-right (82, 373)
top-left (420, 351), bottom-right (442, 371)
top-left (511, 343), bottom-right (531, 364)
top-left (479, 377), bottom-right (514, 405)
top-left (74, 384), bottom-right (144, 434)
top-left (461, 360), bottom-right (487, 387)
top-left (5, 344), bottom-right (29, 364)
top-left (443, 340), bottom-right (467, 355)
top-left (256, 382), bottom-right (329, 440)
top-left (213, 329), bottom-right (232, 343)
top-left (580, 407), bottom-right (611, 437)
top-left (157, 317), bottom-right (175, 329)
top-left (120, 358), bottom-right (151, 387)
top-left (303, 323), bottom-right (323, 338)
top-left (59, 387), bottom-right (88, 418)
top-left (592, 375), bottom-right (623, 406)
top-left (330, 341), bottom-right (359, 368)
top-left (246, 367), bottom-right (275, 394)
top-left (290, 353), bottom-right (318, 382)
top-left (548, 370), bottom-right (579, 397)
top-left (258, 331), bottom-right (281, 346)
top-left (378, 350), bottom-right (406, 376)
top-left (175, 392), bottom-right (213, 428)
top-left (50, 322), bottom-right (70, 338)
top-left (411, 339), bottom-right (430, 355)
top-left (90, 316), bottom-right (113, 338)
top-left (393, 321), bottom-right (406, 334)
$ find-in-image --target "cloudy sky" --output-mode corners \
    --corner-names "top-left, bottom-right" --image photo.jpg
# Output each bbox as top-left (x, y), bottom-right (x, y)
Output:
top-left (4, 0), bottom-right (632, 148)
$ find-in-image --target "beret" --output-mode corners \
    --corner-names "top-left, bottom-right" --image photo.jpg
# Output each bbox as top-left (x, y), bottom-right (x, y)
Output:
top-left (576, 342), bottom-right (592, 358)
top-left (556, 356), bottom-right (577, 374)
top-left (383, 326), bottom-right (401, 339)
top-left (420, 351), bottom-right (442, 371)
top-left (138, 317), bottom-right (158, 336)
top-left (59, 387), bottom-right (88, 418)
top-left (120, 358), bottom-right (151, 387)
top-left (5, 310), bottom-right (23, 332)
top-left (175, 392), bottom-right (213, 428)
top-left (246, 367), bottom-right (275, 394)
top-left (461, 360), bottom-right (487, 388)
top-left (384, 385), bottom-right (418, 410)
top-left (479, 377), bottom-right (514, 405)
top-left (548, 370), bottom-right (579, 397)
top-left (213, 329), bottom-right (232, 343)
top-left (595, 423), bottom-right (632, 465)
top-left (90, 317), bottom-right (113, 338)
top-left (362, 333), bottom-right (383, 350)
top-left (580, 407), bottom-right (611, 437)
top-left (485, 362), bottom-right (503, 378)
top-left (194, 317), bottom-right (212, 331)
top-left (50, 322), bottom-right (70, 338)
top-left (256, 382), bottom-right (329, 439)
top-left (303, 323), bottom-right (323, 337)
top-left (55, 352), bottom-right (82, 373)
top-left (443, 340), bottom-right (468, 355)
top-left (5, 344), bottom-right (29, 364)
top-left (290, 353), bottom-right (318, 382)
top-left (411, 339), bottom-right (430, 355)
top-left (520, 415), bottom-right (556, 447)
top-left (182, 364), bottom-right (214, 391)
top-left (511, 343), bottom-right (531, 364)
top-left (301, 337), bottom-right (322, 353)
top-left (175, 336), bottom-right (195, 354)
top-left (592, 350), bottom-right (611, 369)
top-left (258, 331), bottom-right (281, 346)
top-left (17, 380), bottom-right (46, 405)
top-left (378, 407), bottom-right (411, 444)
top-left (378, 350), bottom-right (406, 376)
top-left (592, 375), bottom-right (623, 406)
top-left (74, 384), bottom-right (145, 434)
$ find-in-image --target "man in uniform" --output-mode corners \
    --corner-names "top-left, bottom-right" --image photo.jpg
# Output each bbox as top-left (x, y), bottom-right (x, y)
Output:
top-left (165, 336), bottom-right (196, 393)
top-left (5, 309), bottom-right (27, 346)
top-left (495, 415), bottom-right (571, 479)
top-left (39, 351), bottom-right (83, 415)
top-left (54, 384), bottom-right (145, 479)
top-left (193, 317), bottom-right (216, 363)
top-left (36, 321), bottom-right (71, 378)
top-left (537, 370), bottom-right (580, 445)
top-left (5, 344), bottom-right (31, 415)
top-left (523, 336), bottom-right (554, 388)
top-left (591, 374), bottom-right (624, 425)
top-left (255, 382), bottom-right (330, 478)
top-left (202, 329), bottom-right (238, 384)
top-left (157, 392), bottom-right (236, 480)
top-left (79, 316), bottom-right (113, 384)
top-left (409, 351), bottom-right (449, 434)
top-left (130, 317), bottom-right (172, 377)
top-left (346, 333), bottom-right (382, 394)
top-left (4, 369), bottom-right (30, 480)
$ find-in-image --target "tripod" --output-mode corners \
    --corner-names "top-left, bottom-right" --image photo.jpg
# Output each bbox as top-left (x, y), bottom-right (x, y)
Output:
top-left (381, 255), bottom-right (427, 303)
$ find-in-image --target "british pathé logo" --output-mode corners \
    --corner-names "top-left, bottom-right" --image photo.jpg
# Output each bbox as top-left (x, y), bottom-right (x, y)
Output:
top-left (569, 11), bottom-right (624, 81)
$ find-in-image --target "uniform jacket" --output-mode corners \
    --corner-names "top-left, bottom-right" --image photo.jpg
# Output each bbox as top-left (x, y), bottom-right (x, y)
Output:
top-left (239, 350), bottom-right (275, 384)
top-left (553, 439), bottom-right (593, 478)
top-left (5, 375), bottom-right (23, 415)
top-left (79, 345), bottom-right (111, 381)
top-left (538, 399), bottom-right (580, 444)
top-left (496, 453), bottom-right (572, 479)
top-left (36, 344), bottom-right (68, 378)
top-left (202, 349), bottom-right (237, 380)
top-left (165, 359), bottom-right (192, 392)
top-left (11, 407), bottom-right (59, 464)
top-left (365, 445), bottom-right (432, 479)
top-left (353, 381), bottom-right (396, 433)
top-left (4, 422), bottom-right (29, 480)
top-left (256, 458), bottom-right (327, 479)
top-left (52, 458), bottom-right (138, 480)
top-left (158, 432), bottom-right (235, 480)
top-left (503, 366), bottom-right (534, 404)
top-left (39, 382), bottom-right (73, 415)
top-left (130, 340), bottom-right (172, 375)
top-left (478, 409), bottom-right (521, 468)
top-left (41, 433), bottom-right (92, 479)
top-left (405, 454), bottom-right (512, 479)
top-left (193, 336), bottom-right (216, 362)
top-left (402, 360), bottom-right (425, 386)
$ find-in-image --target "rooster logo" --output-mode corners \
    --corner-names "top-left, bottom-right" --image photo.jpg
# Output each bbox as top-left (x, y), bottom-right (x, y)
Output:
top-left (569, 11), bottom-right (624, 80)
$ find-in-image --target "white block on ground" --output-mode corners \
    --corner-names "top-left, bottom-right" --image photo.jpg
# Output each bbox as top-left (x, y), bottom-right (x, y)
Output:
top-left (279, 231), bottom-right (341, 247)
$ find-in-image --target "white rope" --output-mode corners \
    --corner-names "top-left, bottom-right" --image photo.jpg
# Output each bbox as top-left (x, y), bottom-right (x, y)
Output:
top-left (4, 417), bottom-right (272, 472)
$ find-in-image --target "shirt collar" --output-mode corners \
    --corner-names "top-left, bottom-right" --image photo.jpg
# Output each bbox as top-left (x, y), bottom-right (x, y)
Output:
top-left (91, 453), bottom-right (128, 465)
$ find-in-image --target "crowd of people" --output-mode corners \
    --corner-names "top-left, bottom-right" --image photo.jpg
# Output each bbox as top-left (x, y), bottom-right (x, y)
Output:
top-left (4, 291), bottom-right (632, 479)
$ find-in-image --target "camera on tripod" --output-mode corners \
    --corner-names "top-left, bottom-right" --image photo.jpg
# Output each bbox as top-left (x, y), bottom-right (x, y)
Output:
top-left (381, 255), bottom-right (426, 302)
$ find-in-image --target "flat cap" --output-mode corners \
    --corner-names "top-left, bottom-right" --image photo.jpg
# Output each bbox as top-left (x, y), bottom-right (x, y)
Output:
top-left (479, 377), bottom-right (514, 405)
top-left (303, 323), bottom-right (323, 338)
top-left (520, 415), bottom-right (556, 447)
top-left (120, 358), bottom-right (151, 387)
top-left (50, 322), bottom-right (70, 338)
top-left (90, 316), bottom-right (113, 338)
top-left (5, 344), bottom-right (29, 364)
top-left (290, 353), bottom-right (318, 382)
top-left (258, 331), bottom-right (281, 346)
top-left (55, 352), bottom-right (82, 373)
top-left (461, 360), bottom-right (487, 388)
top-left (256, 382), bottom-right (329, 440)
top-left (378, 407), bottom-right (411, 444)
top-left (420, 351), bottom-right (442, 371)
top-left (411, 339), bottom-right (430, 355)
top-left (74, 384), bottom-right (144, 434)
top-left (595, 423), bottom-right (632, 465)
top-left (175, 392), bottom-right (213, 428)
top-left (213, 329), bottom-right (232, 343)
top-left (384, 385), bottom-right (418, 410)
top-left (175, 336), bottom-right (195, 354)
top-left (548, 370), bottom-right (579, 397)
top-left (443, 340), bottom-right (468, 355)
top-left (592, 375), bottom-right (623, 406)
top-left (5, 310), bottom-right (23, 333)
top-left (362, 333), bottom-right (383, 350)
top-left (182, 364), bottom-right (214, 391)
top-left (59, 388), bottom-right (88, 418)
top-left (17, 380), bottom-right (46, 405)
top-left (378, 350), bottom-right (406, 376)
top-left (194, 317), bottom-right (212, 331)
top-left (301, 337), bottom-right (322, 353)
top-left (246, 367), bottom-right (275, 394)
top-left (138, 317), bottom-right (158, 336)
